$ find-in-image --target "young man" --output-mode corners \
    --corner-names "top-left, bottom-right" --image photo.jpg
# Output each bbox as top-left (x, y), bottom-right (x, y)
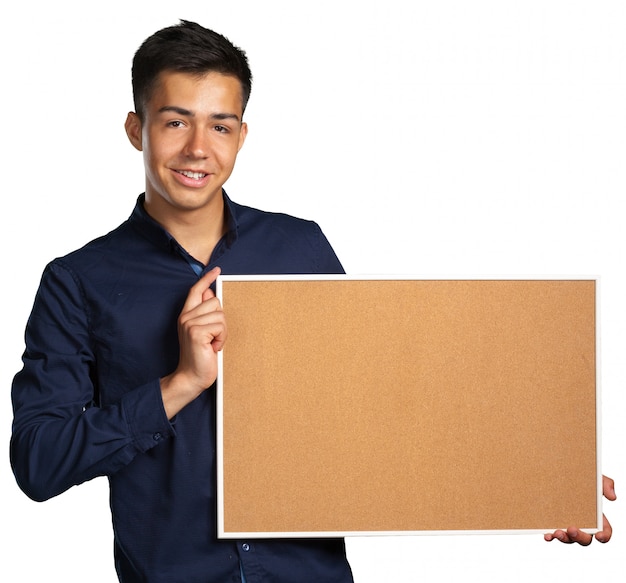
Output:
top-left (10, 19), bottom-right (615, 583)
top-left (10, 21), bottom-right (353, 582)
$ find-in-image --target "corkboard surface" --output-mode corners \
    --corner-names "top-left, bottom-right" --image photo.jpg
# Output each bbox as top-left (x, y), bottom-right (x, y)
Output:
top-left (217, 277), bottom-right (598, 537)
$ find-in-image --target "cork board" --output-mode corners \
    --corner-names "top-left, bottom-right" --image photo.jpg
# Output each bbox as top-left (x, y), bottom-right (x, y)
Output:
top-left (216, 277), bottom-right (599, 537)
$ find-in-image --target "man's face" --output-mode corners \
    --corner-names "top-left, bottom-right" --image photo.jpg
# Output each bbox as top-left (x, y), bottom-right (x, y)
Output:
top-left (126, 70), bottom-right (248, 217)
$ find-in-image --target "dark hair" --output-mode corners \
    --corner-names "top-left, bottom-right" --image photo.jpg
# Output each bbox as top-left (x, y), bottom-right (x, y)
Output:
top-left (131, 20), bottom-right (252, 121)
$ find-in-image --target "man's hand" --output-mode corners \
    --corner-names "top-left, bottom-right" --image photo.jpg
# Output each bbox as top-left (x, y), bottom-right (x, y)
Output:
top-left (544, 475), bottom-right (616, 545)
top-left (160, 267), bottom-right (227, 419)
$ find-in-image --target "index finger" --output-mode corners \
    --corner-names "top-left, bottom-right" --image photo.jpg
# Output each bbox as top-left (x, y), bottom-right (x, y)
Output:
top-left (182, 266), bottom-right (221, 311)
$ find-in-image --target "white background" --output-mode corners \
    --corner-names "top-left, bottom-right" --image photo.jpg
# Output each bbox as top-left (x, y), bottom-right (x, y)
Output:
top-left (1, 1), bottom-right (624, 580)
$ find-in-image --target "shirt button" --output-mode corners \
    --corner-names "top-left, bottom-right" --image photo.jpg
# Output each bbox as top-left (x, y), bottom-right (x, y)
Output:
top-left (242, 543), bottom-right (250, 552)
top-left (153, 432), bottom-right (162, 441)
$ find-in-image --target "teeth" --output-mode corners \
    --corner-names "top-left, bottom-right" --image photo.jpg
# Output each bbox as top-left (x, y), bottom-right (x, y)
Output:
top-left (179, 170), bottom-right (206, 180)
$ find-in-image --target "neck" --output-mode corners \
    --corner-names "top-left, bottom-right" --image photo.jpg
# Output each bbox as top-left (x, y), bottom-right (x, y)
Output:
top-left (144, 193), bottom-right (227, 266)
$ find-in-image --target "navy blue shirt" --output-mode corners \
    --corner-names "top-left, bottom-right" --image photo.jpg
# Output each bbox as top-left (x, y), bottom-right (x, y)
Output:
top-left (11, 193), bottom-right (354, 583)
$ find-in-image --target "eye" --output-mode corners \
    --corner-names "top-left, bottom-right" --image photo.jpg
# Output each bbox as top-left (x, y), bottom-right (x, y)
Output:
top-left (167, 120), bottom-right (185, 128)
top-left (214, 125), bottom-right (229, 133)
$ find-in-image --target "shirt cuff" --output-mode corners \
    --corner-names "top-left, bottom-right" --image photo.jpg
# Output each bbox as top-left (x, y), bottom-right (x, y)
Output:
top-left (120, 379), bottom-right (175, 452)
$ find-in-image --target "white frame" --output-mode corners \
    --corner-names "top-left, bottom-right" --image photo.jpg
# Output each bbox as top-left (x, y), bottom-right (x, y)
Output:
top-left (216, 275), bottom-right (602, 539)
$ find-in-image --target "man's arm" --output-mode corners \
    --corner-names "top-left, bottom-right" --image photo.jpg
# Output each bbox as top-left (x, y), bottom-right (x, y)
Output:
top-left (10, 263), bottom-right (225, 502)
top-left (544, 475), bottom-right (616, 545)
top-left (10, 261), bottom-right (174, 501)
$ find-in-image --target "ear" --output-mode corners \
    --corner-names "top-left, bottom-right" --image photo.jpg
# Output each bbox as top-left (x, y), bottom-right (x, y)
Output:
top-left (237, 121), bottom-right (248, 152)
top-left (124, 112), bottom-right (143, 151)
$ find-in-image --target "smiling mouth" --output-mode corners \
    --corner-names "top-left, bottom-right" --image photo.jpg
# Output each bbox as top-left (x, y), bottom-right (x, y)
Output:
top-left (176, 170), bottom-right (208, 180)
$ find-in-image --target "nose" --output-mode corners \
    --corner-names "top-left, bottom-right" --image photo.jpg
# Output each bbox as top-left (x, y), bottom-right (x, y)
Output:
top-left (184, 127), bottom-right (210, 159)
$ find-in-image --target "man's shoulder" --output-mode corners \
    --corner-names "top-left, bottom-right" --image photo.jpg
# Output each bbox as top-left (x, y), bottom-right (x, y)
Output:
top-left (231, 199), bottom-right (320, 233)
top-left (49, 219), bottom-right (136, 272)
top-left (225, 197), bottom-right (343, 274)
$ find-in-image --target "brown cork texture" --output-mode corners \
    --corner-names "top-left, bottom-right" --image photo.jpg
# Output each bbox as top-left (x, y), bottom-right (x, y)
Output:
top-left (220, 279), bottom-right (597, 535)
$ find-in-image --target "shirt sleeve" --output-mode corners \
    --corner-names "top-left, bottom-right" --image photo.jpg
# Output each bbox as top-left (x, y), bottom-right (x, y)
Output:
top-left (312, 223), bottom-right (345, 275)
top-left (10, 261), bottom-right (174, 502)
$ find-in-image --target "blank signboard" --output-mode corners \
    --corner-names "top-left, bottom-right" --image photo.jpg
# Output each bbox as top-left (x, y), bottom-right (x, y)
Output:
top-left (216, 277), bottom-right (599, 538)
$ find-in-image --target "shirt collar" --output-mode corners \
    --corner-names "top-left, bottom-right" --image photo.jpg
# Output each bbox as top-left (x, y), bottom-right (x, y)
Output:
top-left (129, 191), bottom-right (240, 255)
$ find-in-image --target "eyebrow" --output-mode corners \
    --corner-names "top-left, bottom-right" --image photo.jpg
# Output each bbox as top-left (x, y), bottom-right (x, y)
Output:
top-left (158, 105), bottom-right (240, 122)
